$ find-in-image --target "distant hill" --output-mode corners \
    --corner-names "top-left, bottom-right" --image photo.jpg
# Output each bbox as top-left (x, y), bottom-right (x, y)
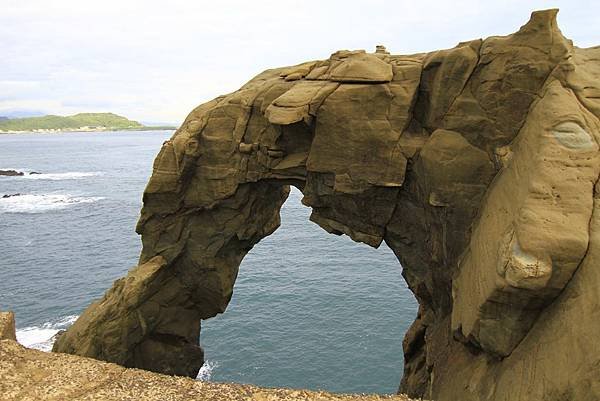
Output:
top-left (0, 113), bottom-right (176, 133)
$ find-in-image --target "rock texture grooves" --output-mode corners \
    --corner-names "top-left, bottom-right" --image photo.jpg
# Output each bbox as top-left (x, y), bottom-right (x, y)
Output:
top-left (53, 9), bottom-right (600, 401)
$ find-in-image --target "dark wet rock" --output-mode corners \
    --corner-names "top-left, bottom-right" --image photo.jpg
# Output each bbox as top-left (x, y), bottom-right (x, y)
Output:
top-left (0, 170), bottom-right (24, 176)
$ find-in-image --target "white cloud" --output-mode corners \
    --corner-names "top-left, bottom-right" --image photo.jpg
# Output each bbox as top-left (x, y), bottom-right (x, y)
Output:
top-left (1, 0), bottom-right (599, 123)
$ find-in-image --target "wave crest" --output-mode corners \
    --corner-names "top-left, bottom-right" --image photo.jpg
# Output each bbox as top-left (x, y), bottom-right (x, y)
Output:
top-left (16, 315), bottom-right (79, 351)
top-left (197, 360), bottom-right (217, 381)
top-left (24, 172), bottom-right (104, 180)
top-left (0, 193), bottom-right (104, 213)
top-left (0, 170), bottom-right (104, 180)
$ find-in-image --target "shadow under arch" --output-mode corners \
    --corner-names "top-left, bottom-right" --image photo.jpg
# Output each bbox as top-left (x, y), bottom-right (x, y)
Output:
top-left (199, 187), bottom-right (417, 394)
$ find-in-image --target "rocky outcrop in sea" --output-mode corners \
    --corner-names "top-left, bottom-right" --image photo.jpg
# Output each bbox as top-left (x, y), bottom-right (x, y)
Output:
top-left (0, 170), bottom-right (24, 176)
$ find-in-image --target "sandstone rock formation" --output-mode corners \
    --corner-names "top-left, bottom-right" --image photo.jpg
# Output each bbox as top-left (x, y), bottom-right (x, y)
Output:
top-left (53, 9), bottom-right (600, 400)
top-left (0, 311), bottom-right (415, 401)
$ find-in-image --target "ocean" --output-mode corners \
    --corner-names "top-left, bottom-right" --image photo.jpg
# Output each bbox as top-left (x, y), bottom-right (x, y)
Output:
top-left (0, 130), bottom-right (417, 394)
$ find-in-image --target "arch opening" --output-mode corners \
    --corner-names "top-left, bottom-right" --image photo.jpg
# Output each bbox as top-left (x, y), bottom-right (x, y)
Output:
top-left (199, 187), bottom-right (417, 394)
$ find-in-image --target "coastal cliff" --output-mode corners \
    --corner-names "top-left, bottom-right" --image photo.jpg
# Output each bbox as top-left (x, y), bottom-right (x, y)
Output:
top-left (51, 9), bottom-right (600, 401)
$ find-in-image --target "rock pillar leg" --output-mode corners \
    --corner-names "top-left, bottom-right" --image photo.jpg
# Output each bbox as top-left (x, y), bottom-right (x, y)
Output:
top-left (53, 182), bottom-right (289, 377)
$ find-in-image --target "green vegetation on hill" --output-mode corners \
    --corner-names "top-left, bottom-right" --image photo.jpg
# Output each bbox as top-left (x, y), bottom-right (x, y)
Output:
top-left (0, 113), bottom-right (151, 132)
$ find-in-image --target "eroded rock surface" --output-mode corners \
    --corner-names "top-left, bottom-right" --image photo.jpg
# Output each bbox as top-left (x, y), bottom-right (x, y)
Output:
top-left (53, 9), bottom-right (600, 401)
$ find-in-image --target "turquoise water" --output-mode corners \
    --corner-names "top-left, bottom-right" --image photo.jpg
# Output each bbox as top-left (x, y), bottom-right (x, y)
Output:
top-left (0, 130), bottom-right (417, 394)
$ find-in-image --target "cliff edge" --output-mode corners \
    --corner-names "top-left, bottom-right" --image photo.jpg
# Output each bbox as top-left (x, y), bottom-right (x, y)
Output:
top-left (0, 312), bottom-right (415, 401)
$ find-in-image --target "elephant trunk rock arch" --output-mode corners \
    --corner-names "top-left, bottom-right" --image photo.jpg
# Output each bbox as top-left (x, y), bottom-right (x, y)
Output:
top-left (53, 9), bottom-right (600, 401)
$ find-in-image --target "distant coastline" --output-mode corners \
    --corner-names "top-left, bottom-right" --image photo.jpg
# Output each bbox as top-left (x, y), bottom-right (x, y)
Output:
top-left (0, 112), bottom-right (177, 134)
top-left (0, 126), bottom-right (177, 134)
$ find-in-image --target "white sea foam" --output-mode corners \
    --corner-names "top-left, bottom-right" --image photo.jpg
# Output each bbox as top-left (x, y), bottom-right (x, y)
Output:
top-left (0, 193), bottom-right (104, 213)
top-left (23, 172), bottom-right (104, 180)
top-left (0, 169), bottom-right (104, 180)
top-left (197, 360), bottom-right (217, 381)
top-left (16, 315), bottom-right (79, 351)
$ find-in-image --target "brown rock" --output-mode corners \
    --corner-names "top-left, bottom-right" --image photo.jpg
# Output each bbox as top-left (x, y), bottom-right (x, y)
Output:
top-left (328, 52), bottom-right (393, 83)
top-left (0, 311), bottom-right (16, 341)
top-left (265, 81), bottom-right (338, 125)
top-left (52, 8), bottom-right (600, 401)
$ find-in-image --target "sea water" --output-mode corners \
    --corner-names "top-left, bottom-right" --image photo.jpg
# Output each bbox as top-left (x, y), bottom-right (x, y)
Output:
top-left (0, 130), bottom-right (417, 394)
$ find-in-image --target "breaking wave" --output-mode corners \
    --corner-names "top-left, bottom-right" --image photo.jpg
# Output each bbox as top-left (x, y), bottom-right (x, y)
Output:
top-left (0, 170), bottom-right (105, 180)
top-left (22, 171), bottom-right (104, 180)
top-left (197, 360), bottom-right (217, 381)
top-left (0, 193), bottom-right (104, 213)
top-left (16, 315), bottom-right (79, 351)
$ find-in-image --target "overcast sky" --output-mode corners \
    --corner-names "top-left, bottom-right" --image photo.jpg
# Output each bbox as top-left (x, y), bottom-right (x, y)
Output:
top-left (1, 0), bottom-right (599, 124)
